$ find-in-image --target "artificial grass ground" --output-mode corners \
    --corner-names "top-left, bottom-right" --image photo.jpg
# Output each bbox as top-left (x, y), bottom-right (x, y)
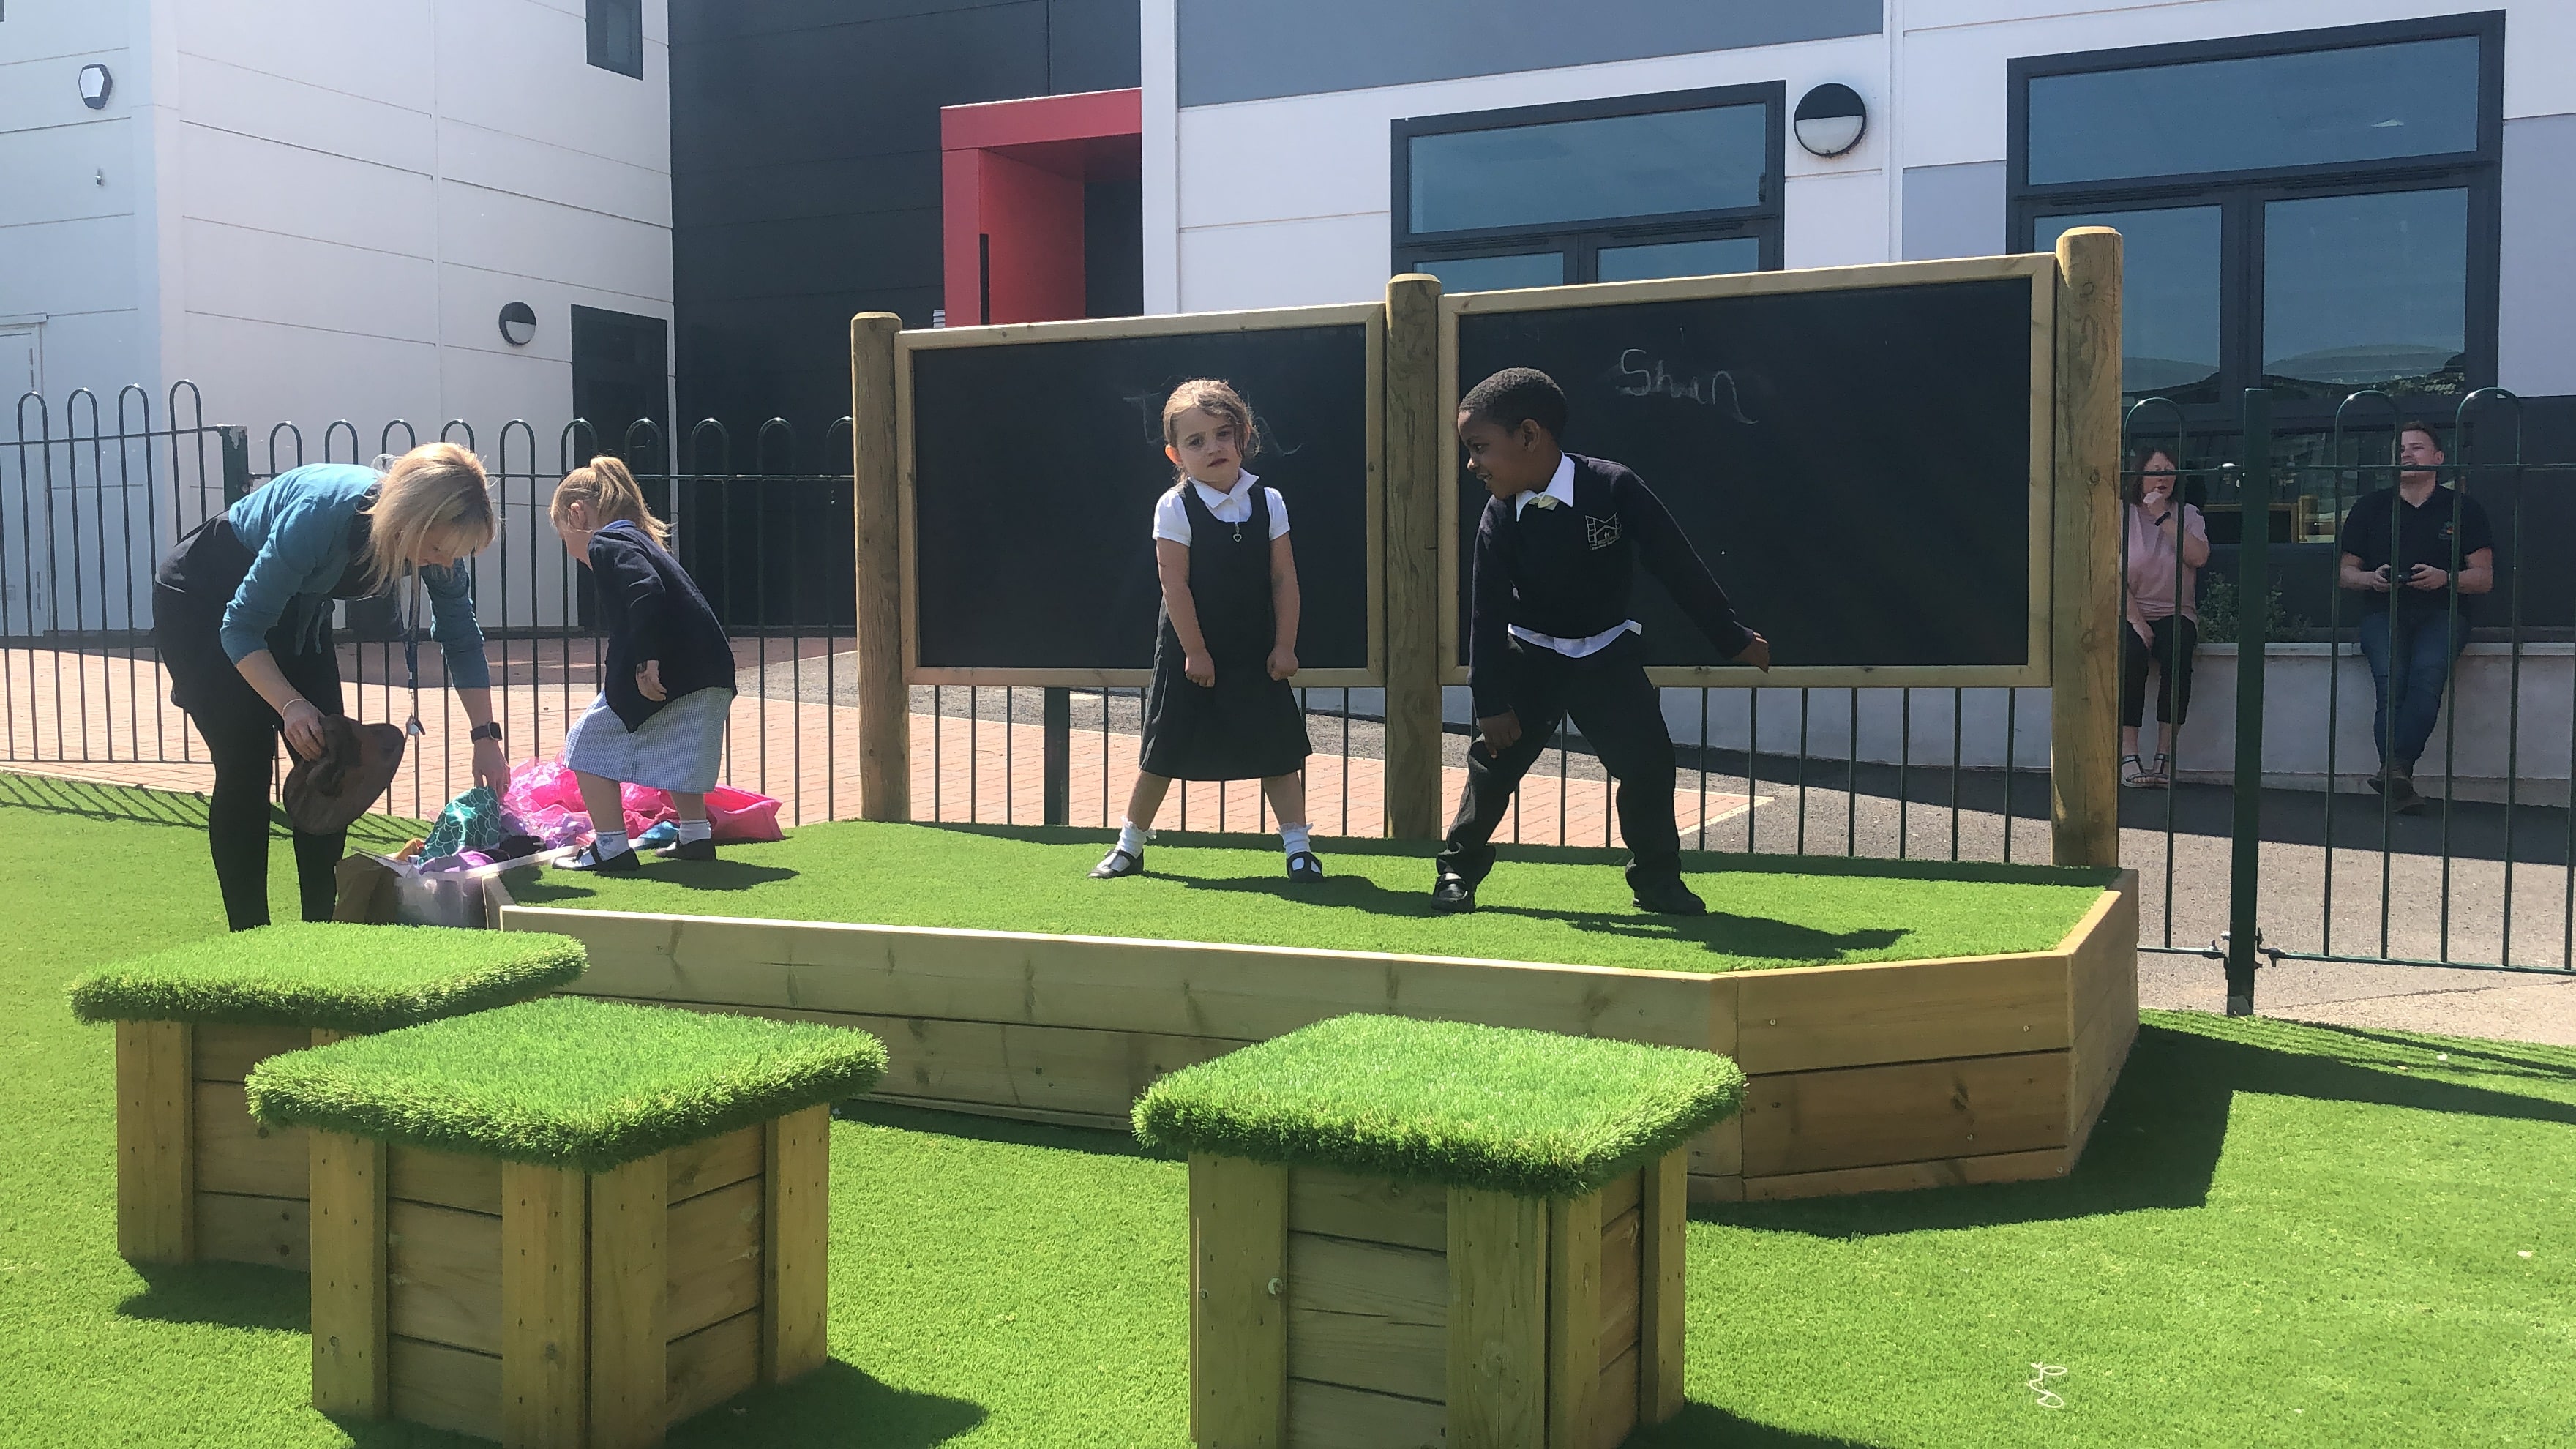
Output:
top-left (514, 819), bottom-right (2113, 974)
top-left (1134, 1014), bottom-right (1745, 1195)
top-left (4, 774), bottom-right (2573, 1447)
top-left (248, 997), bottom-right (888, 1171)
top-left (67, 922), bottom-right (584, 1033)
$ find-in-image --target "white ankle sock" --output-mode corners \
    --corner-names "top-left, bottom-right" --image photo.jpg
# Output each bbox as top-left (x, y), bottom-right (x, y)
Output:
top-left (1117, 820), bottom-right (1148, 857)
top-left (677, 817), bottom-right (712, 843)
top-left (593, 830), bottom-right (630, 858)
top-left (1281, 823), bottom-right (1312, 859)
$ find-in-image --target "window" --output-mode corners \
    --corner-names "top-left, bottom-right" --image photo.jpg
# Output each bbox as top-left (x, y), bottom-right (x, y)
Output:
top-left (588, 0), bottom-right (643, 78)
top-left (1394, 86), bottom-right (1782, 291)
top-left (2012, 16), bottom-right (2499, 419)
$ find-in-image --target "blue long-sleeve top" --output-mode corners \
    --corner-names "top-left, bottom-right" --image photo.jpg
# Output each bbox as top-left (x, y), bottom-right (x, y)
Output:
top-left (218, 464), bottom-right (493, 689)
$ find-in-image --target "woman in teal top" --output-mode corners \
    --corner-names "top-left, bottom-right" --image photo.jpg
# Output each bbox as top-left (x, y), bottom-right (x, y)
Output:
top-left (151, 443), bottom-right (506, 930)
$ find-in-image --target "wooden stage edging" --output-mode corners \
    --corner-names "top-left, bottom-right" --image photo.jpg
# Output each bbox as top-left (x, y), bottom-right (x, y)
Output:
top-left (503, 873), bottom-right (2138, 1202)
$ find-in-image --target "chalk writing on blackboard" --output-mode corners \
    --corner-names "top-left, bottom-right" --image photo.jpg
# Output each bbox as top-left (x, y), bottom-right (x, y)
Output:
top-left (1612, 349), bottom-right (1757, 424)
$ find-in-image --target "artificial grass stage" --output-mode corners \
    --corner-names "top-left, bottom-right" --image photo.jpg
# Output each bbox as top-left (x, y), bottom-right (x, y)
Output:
top-left (1133, 1014), bottom-right (1744, 1196)
top-left (247, 996), bottom-right (888, 1172)
top-left (66, 921), bottom-right (585, 1033)
top-left (516, 819), bottom-right (2113, 974)
top-left (8, 776), bottom-right (2575, 1448)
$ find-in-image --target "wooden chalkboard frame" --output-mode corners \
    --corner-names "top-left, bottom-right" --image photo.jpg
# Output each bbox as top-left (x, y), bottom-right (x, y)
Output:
top-left (1435, 254), bottom-right (2059, 690)
top-left (896, 303), bottom-right (1387, 688)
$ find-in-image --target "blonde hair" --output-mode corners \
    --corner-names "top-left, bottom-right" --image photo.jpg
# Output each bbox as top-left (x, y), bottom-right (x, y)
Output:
top-left (551, 455), bottom-right (671, 547)
top-left (1160, 379), bottom-right (1262, 466)
top-left (360, 442), bottom-right (495, 590)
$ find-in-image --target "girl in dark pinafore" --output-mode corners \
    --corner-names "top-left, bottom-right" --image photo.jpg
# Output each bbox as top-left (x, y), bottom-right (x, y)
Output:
top-left (1090, 379), bottom-right (1319, 883)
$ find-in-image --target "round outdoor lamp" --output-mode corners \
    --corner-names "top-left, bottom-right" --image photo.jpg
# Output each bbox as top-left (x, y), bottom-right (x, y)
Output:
top-left (1793, 83), bottom-right (1867, 158)
top-left (497, 302), bottom-right (537, 347)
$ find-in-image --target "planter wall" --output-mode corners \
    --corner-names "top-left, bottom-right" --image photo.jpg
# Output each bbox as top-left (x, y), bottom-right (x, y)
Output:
top-left (506, 873), bottom-right (2137, 1202)
top-left (308, 1106), bottom-right (830, 1447)
top-left (116, 1022), bottom-right (345, 1267)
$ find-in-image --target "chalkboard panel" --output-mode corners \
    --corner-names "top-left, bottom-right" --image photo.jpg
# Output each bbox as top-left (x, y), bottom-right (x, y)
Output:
top-left (1445, 263), bottom-right (2051, 682)
top-left (905, 308), bottom-right (1379, 682)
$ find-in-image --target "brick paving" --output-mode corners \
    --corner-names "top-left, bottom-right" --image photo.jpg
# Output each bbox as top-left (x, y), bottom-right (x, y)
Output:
top-left (0, 643), bottom-right (1751, 845)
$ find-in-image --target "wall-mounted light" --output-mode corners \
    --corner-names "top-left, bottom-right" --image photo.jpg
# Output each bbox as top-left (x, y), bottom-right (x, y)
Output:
top-left (1793, 83), bottom-right (1866, 158)
top-left (497, 302), bottom-right (538, 347)
top-left (78, 64), bottom-right (113, 111)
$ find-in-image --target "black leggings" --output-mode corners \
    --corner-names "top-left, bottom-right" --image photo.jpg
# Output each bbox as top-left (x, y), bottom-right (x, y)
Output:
top-left (153, 588), bottom-right (348, 932)
top-left (2119, 615), bottom-right (2198, 730)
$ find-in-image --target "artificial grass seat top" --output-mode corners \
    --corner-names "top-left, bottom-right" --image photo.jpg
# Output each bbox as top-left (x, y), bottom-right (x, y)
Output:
top-left (67, 922), bottom-right (586, 1033)
top-left (244, 995), bottom-right (888, 1172)
top-left (1132, 1014), bottom-right (1747, 1198)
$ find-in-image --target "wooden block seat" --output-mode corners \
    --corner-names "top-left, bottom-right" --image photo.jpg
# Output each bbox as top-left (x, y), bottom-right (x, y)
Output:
top-left (244, 995), bottom-right (887, 1448)
top-left (1132, 1014), bottom-right (1747, 1449)
top-left (68, 921), bottom-right (588, 1268)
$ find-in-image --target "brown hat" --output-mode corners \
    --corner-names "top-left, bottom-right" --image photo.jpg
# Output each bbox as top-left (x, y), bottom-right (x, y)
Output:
top-left (282, 716), bottom-right (407, 835)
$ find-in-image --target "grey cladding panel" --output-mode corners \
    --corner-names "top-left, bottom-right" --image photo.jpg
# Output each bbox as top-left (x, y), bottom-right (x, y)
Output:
top-left (1176, 0), bottom-right (1881, 107)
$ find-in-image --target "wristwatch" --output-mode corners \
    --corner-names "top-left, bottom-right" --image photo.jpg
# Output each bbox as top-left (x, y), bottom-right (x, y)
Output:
top-left (469, 722), bottom-right (504, 744)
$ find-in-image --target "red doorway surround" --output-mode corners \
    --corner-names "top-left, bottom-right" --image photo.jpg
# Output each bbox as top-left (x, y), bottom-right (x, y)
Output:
top-left (941, 88), bottom-right (1142, 326)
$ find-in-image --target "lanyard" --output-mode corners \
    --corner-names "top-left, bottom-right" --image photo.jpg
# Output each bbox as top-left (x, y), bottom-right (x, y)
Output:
top-left (402, 572), bottom-right (424, 738)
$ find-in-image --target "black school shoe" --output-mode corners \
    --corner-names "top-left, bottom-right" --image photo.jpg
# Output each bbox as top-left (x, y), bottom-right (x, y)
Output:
top-left (1090, 847), bottom-right (1144, 879)
top-left (658, 838), bottom-right (716, 862)
top-left (1286, 851), bottom-right (1324, 885)
top-left (1628, 870), bottom-right (1706, 916)
top-left (561, 842), bottom-right (640, 872)
top-left (1429, 872), bottom-right (1478, 913)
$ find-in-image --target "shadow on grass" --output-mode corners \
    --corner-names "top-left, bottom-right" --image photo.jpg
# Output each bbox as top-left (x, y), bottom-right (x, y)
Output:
top-left (662, 1360), bottom-right (986, 1448)
top-left (1705, 1014), bottom-right (2576, 1240)
top-left (0, 771), bottom-right (422, 846)
top-left (512, 861), bottom-right (801, 904)
top-left (838, 1099), bottom-right (1157, 1160)
top-left (1627, 1403), bottom-right (1881, 1448)
top-left (116, 1260), bottom-right (308, 1332)
top-left (1167, 870), bottom-right (1909, 966)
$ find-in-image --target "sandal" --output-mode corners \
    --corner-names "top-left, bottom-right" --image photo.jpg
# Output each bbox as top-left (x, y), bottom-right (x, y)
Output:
top-left (1089, 847), bottom-right (1144, 879)
top-left (2149, 753), bottom-right (2175, 788)
top-left (2121, 754), bottom-right (2154, 788)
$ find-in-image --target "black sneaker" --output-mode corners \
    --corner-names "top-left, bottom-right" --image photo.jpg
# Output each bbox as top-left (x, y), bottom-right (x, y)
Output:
top-left (657, 837), bottom-right (716, 862)
top-left (1286, 851), bottom-right (1324, 885)
top-left (1630, 874), bottom-right (1707, 916)
top-left (561, 842), bottom-right (639, 872)
top-left (1429, 873), bottom-right (1478, 913)
top-left (2389, 771), bottom-right (2429, 815)
top-left (1090, 847), bottom-right (1144, 879)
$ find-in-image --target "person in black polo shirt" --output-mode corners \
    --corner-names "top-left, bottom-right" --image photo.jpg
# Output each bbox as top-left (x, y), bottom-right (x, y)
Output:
top-left (2336, 419), bottom-right (2493, 812)
top-left (1433, 368), bottom-right (1770, 916)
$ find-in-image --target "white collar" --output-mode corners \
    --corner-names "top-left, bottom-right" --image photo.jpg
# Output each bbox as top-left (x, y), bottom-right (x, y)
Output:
top-left (1513, 454), bottom-right (1576, 518)
top-left (1189, 471), bottom-right (1259, 510)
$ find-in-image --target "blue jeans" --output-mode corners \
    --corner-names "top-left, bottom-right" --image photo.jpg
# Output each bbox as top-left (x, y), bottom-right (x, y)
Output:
top-left (2356, 611), bottom-right (2468, 773)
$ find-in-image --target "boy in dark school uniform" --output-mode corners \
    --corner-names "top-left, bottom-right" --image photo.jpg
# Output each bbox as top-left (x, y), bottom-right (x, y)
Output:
top-left (1434, 367), bottom-right (1770, 916)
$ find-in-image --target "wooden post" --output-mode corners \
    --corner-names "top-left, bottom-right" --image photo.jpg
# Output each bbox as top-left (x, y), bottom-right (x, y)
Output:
top-left (1543, 1188), bottom-right (1603, 1449)
top-left (501, 1162), bottom-right (588, 1449)
top-left (309, 1130), bottom-right (389, 1419)
top-left (1188, 1153), bottom-right (1287, 1448)
top-left (1448, 1186), bottom-right (1547, 1449)
top-left (851, 310), bottom-right (910, 822)
top-left (1636, 1148), bottom-right (1689, 1427)
top-left (2051, 227), bottom-right (2124, 868)
top-left (762, 1105), bottom-right (832, 1385)
top-left (116, 1020), bottom-right (193, 1264)
top-left (1382, 273), bottom-right (1445, 839)
top-left (588, 1153), bottom-right (666, 1449)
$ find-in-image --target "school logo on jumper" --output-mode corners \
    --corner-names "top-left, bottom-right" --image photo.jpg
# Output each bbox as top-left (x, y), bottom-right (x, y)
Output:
top-left (1584, 514), bottom-right (1621, 550)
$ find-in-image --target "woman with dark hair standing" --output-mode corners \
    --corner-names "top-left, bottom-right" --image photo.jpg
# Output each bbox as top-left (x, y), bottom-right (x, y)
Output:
top-left (2119, 445), bottom-right (2209, 788)
top-left (151, 443), bottom-right (506, 929)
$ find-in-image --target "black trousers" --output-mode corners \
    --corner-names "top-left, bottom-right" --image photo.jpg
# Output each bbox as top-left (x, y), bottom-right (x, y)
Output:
top-left (1437, 635), bottom-right (1682, 886)
top-left (151, 585), bottom-right (348, 932)
top-left (2118, 615), bottom-right (2198, 730)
